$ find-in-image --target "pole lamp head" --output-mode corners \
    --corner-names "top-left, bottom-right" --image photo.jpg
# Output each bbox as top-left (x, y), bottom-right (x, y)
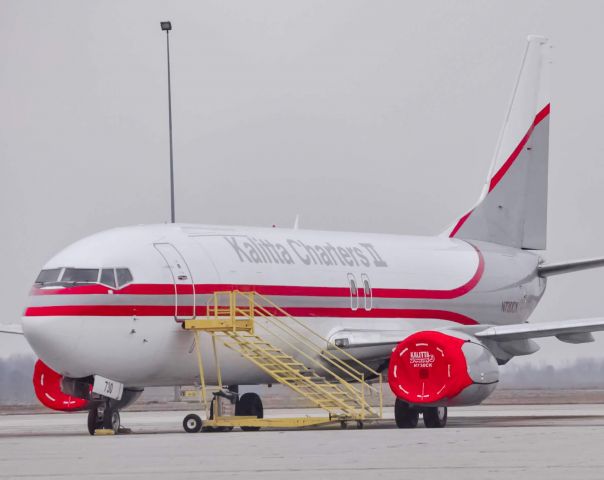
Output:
top-left (160, 21), bottom-right (172, 31)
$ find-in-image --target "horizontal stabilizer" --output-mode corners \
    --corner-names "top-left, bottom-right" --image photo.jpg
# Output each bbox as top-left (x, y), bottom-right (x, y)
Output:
top-left (0, 324), bottom-right (23, 335)
top-left (538, 257), bottom-right (604, 277)
top-left (475, 318), bottom-right (604, 343)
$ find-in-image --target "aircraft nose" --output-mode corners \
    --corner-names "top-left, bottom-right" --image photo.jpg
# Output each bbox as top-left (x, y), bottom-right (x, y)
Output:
top-left (22, 315), bottom-right (85, 378)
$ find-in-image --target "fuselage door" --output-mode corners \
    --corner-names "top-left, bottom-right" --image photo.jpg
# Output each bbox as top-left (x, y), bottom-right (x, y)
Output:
top-left (361, 273), bottom-right (372, 311)
top-left (154, 243), bottom-right (195, 321)
top-left (347, 273), bottom-right (359, 311)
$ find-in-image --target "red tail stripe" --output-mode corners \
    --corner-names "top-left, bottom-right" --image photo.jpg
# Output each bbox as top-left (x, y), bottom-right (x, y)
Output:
top-left (449, 103), bottom-right (550, 237)
top-left (488, 103), bottom-right (550, 193)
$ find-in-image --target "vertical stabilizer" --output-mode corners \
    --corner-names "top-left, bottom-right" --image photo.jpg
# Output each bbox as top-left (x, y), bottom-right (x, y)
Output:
top-left (446, 36), bottom-right (551, 249)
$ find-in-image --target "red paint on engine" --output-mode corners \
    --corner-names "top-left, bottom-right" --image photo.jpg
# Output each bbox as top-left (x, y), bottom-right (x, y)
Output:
top-left (388, 331), bottom-right (473, 404)
top-left (33, 360), bottom-right (89, 411)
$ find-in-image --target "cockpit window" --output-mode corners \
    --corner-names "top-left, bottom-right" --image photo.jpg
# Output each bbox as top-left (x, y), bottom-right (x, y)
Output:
top-left (116, 268), bottom-right (133, 287)
top-left (35, 268), bottom-right (62, 285)
top-left (61, 268), bottom-right (99, 284)
top-left (100, 269), bottom-right (116, 288)
top-left (34, 267), bottom-right (133, 288)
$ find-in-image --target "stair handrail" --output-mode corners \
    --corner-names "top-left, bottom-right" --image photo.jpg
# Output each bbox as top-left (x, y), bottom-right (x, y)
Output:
top-left (253, 304), bottom-right (373, 390)
top-left (249, 291), bottom-right (384, 416)
top-left (224, 332), bottom-right (370, 416)
top-left (250, 294), bottom-right (382, 397)
top-left (240, 319), bottom-right (372, 412)
top-left (206, 290), bottom-right (383, 418)
top-left (252, 292), bottom-right (381, 377)
top-left (242, 291), bottom-right (381, 413)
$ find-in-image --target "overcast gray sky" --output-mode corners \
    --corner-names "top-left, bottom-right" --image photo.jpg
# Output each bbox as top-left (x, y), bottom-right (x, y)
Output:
top-left (2, 1), bottom-right (604, 367)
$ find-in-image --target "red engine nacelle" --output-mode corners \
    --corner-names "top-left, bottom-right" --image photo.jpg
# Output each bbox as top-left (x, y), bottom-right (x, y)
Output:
top-left (388, 331), bottom-right (499, 406)
top-left (33, 360), bottom-right (90, 411)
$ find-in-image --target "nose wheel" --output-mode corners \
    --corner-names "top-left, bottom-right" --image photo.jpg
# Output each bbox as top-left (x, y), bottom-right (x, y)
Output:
top-left (87, 405), bottom-right (103, 435)
top-left (87, 402), bottom-right (123, 435)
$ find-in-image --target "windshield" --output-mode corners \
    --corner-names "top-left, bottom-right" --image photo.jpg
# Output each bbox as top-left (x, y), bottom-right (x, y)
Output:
top-left (35, 268), bottom-right (62, 284)
top-left (61, 268), bottom-right (99, 284)
top-left (34, 267), bottom-right (134, 288)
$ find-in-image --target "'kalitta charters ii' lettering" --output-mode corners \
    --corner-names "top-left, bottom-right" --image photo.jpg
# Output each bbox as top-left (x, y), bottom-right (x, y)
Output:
top-left (224, 236), bottom-right (388, 268)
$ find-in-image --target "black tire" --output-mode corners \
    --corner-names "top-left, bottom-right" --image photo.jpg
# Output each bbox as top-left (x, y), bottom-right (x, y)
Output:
top-left (183, 413), bottom-right (202, 433)
top-left (102, 406), bottom-right (121, 434)
top-left (394, 399), bottom-right (419, 429)
top-left (423, 406), bottom-right (448, 428)
top-left (87, 406), bottom-right (103, 435)
top-left (235, 393), bottom-right (263, 431)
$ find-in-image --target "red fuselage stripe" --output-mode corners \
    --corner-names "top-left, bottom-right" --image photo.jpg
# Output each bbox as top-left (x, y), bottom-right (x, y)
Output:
top-left (23, 305), bottom-right (478, 325)
top-left (30, 247), bottom-right (484, 300)
top-left (26, 248), bottom-right (484, 325)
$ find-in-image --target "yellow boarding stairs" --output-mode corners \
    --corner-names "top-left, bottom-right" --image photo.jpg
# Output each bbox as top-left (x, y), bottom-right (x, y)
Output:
top-left (183, 291), bottom-right (383, 429)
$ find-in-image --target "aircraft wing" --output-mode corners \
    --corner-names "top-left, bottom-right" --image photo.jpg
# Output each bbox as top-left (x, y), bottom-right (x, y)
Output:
top-left (327, 317), bottom-right (604, 364)
top-left (474, 317), bottom-right (604, 343)
top-left (0, 324), bottom-right (23, 335)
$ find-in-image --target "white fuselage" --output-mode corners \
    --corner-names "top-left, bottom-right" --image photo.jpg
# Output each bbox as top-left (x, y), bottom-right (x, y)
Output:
top-left (22, 224), bottom-right (545, 387)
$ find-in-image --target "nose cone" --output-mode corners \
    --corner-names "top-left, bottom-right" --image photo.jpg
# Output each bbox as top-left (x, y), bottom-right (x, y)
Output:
top-left (22, 315), bottom-right (86, 378)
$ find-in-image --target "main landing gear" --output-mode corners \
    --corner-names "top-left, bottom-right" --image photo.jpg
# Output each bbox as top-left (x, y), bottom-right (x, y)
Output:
top-left (182, 391), bottom-right (264, 433)
top-left (394, 399), bottom-right (448, 429)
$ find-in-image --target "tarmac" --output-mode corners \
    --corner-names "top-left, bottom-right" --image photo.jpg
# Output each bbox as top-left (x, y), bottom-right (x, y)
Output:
top-left (1, 405), bottom-right (604, 479)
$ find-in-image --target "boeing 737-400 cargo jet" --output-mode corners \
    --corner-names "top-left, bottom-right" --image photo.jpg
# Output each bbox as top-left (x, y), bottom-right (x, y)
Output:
top-left (4, 35), bottom-right (604, 434)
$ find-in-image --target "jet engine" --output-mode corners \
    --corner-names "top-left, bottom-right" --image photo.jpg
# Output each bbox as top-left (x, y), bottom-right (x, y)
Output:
top-left (33, 360), bottom-right (90, 411)
top-left (388, 330), bottom-right (499, 406)
top-left (33, 359), bottom-right (144, 412)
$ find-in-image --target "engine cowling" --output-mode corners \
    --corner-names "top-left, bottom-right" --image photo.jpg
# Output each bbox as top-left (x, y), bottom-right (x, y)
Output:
top-left (33, 360), bottom-right (90, 411)
top-left (388, 330), bottom-right (499, 406)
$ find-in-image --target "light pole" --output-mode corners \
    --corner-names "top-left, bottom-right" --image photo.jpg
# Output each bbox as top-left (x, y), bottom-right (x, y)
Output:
top-left (160, 21), bottom-right (176, 223)
top-left (161, 21), bottom-right (180, 403)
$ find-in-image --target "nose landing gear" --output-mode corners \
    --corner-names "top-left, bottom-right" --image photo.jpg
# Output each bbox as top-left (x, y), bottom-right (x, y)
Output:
top-left (86, 387), bottom-right (142, 435)
top-left (87, 402), bottom-right (121, 435)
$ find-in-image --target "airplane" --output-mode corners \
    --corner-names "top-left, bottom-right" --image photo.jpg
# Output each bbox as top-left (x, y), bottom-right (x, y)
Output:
top-left (3, 35), bottom-right (604, 434)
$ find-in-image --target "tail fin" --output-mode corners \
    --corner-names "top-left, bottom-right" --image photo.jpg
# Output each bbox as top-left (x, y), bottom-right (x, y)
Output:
top-left (446, 35), bottom-right (551, 249)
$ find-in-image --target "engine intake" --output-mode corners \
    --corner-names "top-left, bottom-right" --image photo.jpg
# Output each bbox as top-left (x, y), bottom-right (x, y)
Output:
top-left (33, 360), bottom-right (90, 411)
top-left (388, 330), bottom-right (499, 406)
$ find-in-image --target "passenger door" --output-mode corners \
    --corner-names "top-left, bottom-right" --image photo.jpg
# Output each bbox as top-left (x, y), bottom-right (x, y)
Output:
top-left (154, 243), bottom-right (195, 321)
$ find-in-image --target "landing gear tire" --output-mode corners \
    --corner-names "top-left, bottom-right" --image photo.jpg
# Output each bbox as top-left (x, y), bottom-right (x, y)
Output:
top-left (87, 405), bottom-right (103, 435)
top-left (183, 413), bottom-right (203, 433)
top-left (235, 393), bottom-right (263, 431)
top-left (394, 399), bottom-right (419, 429)
top-left (103, 406), bottom-right (121, 434)
top-left (423, 406), bottom-right (448, 428)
